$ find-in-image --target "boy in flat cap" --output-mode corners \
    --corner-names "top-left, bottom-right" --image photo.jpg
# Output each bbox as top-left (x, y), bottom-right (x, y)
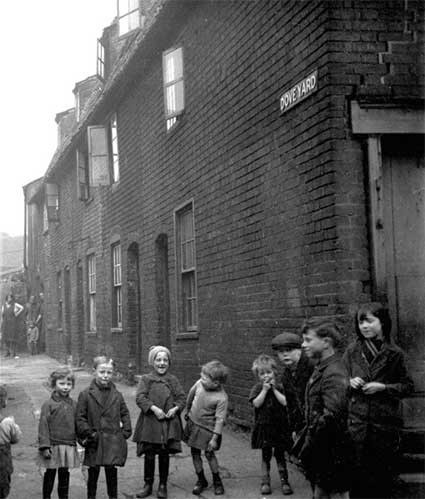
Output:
top-left (272, 331), bottom-right (314, 435)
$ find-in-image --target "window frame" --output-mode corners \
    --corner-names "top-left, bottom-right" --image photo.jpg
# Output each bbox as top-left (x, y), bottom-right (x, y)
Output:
top-left (117, 0), bottom-right (142, 37)
top-left (112, 243), bottom-right (122, 329)
top-left (96, 38), bottom-right (105, 80)
top-left (109, 113), bottom-right (120, 183)
top-left (163, 46), bottom-right (185, 131)
top-left (87, 254), bottom-right (96, 331)
top-left (57, 270), bottom-right (63, 330)
top-left (174, 201), bottom-right (198, 334)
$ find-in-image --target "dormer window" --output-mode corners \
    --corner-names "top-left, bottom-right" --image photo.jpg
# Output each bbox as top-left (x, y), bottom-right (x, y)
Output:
top-left (97, 39), bottom-right (105, 79)
top-left (163, 47), bottom-right (185, 131)
top-left (118, 0), bottom-right (142, 37)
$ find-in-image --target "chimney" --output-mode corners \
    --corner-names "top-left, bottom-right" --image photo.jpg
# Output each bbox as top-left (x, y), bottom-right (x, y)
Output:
top-left (55, 108), bottom-right (76, 147)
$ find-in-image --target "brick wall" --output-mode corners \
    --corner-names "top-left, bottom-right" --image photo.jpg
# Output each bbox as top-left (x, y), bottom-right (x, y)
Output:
top-left (40, 0), bottom-right (423, 424)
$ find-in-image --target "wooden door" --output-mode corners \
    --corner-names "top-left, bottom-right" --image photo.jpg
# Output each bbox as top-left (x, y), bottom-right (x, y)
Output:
top-left (382, 140), bottom-right (425, 391)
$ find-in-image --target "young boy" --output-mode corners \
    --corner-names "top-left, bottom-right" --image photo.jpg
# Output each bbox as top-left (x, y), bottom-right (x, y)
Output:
top-left (0, 385), bottom-right (22, 499)
top-left (76, 356), bottom-right (132, 499)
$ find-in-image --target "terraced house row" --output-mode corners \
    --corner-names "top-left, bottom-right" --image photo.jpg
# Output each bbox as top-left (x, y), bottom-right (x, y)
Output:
top-left (23, 0), bottom-right (423, 443)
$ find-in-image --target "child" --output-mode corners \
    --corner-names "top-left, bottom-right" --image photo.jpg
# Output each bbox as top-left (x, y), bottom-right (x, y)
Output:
top-left (343, 303), bottom-right (414, 499)
top-left (76, 356), bottom-right (132, 499)
top-left (38, 368), bottom-right (79, 499)
top-left (183, 360), bottom-right (229, 496)
top-left (0, 385), bottom-right (22, 499)
top-left (133, 346), bottom-right (185, 499)
top-left (249, 354), bottom-right (293, 496)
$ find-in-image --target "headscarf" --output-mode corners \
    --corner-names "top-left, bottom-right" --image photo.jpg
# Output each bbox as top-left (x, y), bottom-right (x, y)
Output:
top-left (148, 345), bottom-right (171, 366)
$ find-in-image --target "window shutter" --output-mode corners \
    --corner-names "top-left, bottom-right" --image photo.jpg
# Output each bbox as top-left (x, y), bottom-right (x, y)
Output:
top-left (45, 183), bottom-right (59, 221)
top-left (76, 149), bottom-right (89, 200)
top-left (87, 126), bottom-right (110, 186)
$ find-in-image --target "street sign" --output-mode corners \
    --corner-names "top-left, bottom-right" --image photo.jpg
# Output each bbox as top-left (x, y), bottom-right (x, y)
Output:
top-left (279, 70), bottom-right (318, 114)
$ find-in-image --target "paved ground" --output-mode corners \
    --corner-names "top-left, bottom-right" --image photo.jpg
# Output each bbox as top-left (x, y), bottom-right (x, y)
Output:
top-left (1, 354), bottom-right (312, 499)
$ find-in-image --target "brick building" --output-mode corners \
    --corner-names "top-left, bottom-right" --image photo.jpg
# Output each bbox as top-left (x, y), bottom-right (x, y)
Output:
top-left (24, 0), bottom-right (423, 437)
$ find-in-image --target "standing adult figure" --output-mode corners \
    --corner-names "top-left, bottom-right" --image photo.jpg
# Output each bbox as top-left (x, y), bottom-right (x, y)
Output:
top-left (296, 319), bottom-right (352, 499)
top-left (1, 294), bottom-right (24, 357)
top-left (271, 331), bottom-right (315, 435)
top-left (342, 302), bottom-right (414, 499)
top-left (25, 295), bottom-right (41, 355)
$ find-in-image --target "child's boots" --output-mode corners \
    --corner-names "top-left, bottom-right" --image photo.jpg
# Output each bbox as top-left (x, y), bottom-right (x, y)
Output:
top-left (136, 453), bottom-right (155, 498)
top-left (279, 470), bottom-right (293, 495)
top-left (212, 472), bottom-right (224, 495)
top-left (192, 470), bottom-right (208, 495)
top-left (260, 473), bottom-right (272, 495)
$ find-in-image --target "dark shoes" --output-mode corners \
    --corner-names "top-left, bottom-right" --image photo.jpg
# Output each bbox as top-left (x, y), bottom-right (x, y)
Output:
top-left (192, 476), bottom-right (208, 495)
top-left (260, 481), bottom-right (272, 494)
top-left (281, 480), bottom-right (293, 495)
top-left (157, 483), bottom-right (167, 499)
top-left (213, 476), bottom-right (224, 495)
top-left (136, 483), bottom-right (153, 498)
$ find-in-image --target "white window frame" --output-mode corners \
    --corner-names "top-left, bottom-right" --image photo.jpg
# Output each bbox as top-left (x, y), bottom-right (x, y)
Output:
top-left (117, 0), bottom-right (141, 37)
top-left (57, 271), bottom-right (63, 330)
top-left (112, 243), bottom-right (122, 328)
top-left (88, 254), bottom-right (96, 331)
top-left (163, 47), bottom-right (185, 130)
top-left (175, 202), bottom-right (198, 332)
top-left (97, 39), bottom-right (105, 79)
top-left (110, 113), bottom-right (120, 183)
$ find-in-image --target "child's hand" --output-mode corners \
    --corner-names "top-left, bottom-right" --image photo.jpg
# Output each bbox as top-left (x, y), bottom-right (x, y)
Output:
top-left (350, 377), bottom-right (365, 389)
top-left (165, 406), bottom-right (178, 419)
top-left (262, 381), bottom-right (272, 391)
top-left (151, 406), bottom-right (166, 420)
top-left (207, 435), bottom-right (219, 452)
top-left (42, 448), bottom-right (52, 459)
top-left (362, 382), bottom-right (385, 394)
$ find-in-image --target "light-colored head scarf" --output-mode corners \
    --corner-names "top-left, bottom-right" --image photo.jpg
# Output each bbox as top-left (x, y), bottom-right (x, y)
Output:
top-left (148, 345), bottom-right (171, 366)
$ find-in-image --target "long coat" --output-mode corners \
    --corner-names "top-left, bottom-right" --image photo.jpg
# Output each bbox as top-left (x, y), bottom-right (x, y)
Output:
top-left (296, 354), bottom-right (353, 492)
top-left (76, 380), bottom-right (132, 467)
top-left (280, 352), bottom-right (315, 433)
top-left (133, 372), bottom-right (185, 454)
top-left (342, 340), bottom-right (413, 490)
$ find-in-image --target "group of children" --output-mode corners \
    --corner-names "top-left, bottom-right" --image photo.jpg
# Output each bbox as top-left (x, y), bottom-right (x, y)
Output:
top-left (0, 301), bottom-right (413, 499)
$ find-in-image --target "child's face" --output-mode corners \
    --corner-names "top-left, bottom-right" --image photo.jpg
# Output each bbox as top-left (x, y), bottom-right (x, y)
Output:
top-left (302, 329), bottom-right (328, 359)
top-left (358, 312), bottom-right (383, 340)
top-left (55, 377), bottom-right (73, 396)
top-left (153, 351), bottom-right (169, 376)
top-left (258, 368), bottom-right (275, 384)
top-left (200, 371), bottom-right (220, 391)
top-left (277, 348), bottom-right (301, 367)
top-left (94, 361), bottom-right (114, 386)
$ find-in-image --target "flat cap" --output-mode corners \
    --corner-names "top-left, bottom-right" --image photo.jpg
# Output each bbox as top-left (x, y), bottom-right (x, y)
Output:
top-left (271, 332), bottom-right (302, 350)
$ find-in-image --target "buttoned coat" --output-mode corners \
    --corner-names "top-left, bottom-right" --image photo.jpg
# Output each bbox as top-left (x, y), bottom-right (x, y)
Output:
top-left (342, 340), bottom-right (413, 472)
top-left (76, 380), bottom-right (132, 467)
top-left (133, 372), bottom-right (185, 454)
top-left (297, 354), bottom-right (353, 492)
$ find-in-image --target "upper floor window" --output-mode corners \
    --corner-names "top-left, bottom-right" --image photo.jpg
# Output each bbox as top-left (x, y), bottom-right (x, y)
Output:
top-left (97, 39), bottom-right (105, 79)
top-left (163, 47), bottom-right (185, 130)
top-left (57, 271), bottom-right (63, 329)
top-left (175, 202), bottom-right (197, 332)
top-left (88, 254), bottom-right (96, 331)
top-left (109, 114), bottom-right (120, 183)
top-left (77, 149), bottom-right (90, 200)
top-left (118, 0), bottom-right (142, 37)
top-left (45, 183), bottom-right (59, 222)
top-left (112, 243), bottom-right (122, 328)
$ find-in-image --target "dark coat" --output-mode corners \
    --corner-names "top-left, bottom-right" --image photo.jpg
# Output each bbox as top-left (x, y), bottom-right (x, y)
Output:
top-left (280, 352), bottom-right (315, 433)
top-left (295, 354), bottom-right (353, 492)
top-left (76, 380), bottom-right (132, 467)
top-left (133, 372), bottom-right (185, 454)
top-left (38, 392), bottom-right (77, 449)
top-left (342, 340), bottom-right (413, 480)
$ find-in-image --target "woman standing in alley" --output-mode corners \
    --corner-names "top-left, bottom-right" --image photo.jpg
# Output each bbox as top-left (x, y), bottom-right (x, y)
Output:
top-left (1, 294), bottom-right (24, 358)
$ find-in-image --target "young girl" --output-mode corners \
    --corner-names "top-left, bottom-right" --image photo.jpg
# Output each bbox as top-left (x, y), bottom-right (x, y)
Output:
top-left (133, 346), bottom-right (185, 499)
top-left (38, 368), bottom-right (79, 499)
top-left (76, 356), bottom-right (132, 499)
top-left (249, 354), bottom-right (293, 496)
top-left (183, 360), bottom-right (229, 496)
top-left (343, 302), bottom-right (414, 499)
top-left (0, 385), bottom-right (22, 499)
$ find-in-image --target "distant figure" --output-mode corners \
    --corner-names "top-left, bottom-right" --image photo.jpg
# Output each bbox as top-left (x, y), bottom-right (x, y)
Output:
top-left (1, 294), bottom-right (24, 358)
top-left (38, 368), bottom-right (79, 499)
top-left (249, 354), bottom-right (293, 496)
top-left (38, 292), bottom-right (45, 352)
top-left (343, 302), bottom-right (414, 499)
top-left (25, 295), bottom-right (41, 355)
top-left (0, 385), bottom-right (22, 499)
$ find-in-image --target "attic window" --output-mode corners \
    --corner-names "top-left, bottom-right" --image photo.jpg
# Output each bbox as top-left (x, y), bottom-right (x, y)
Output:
top-left (97, 39), bottom-right (105, 79)
top-left (118, 0), bottom-right (142, 36)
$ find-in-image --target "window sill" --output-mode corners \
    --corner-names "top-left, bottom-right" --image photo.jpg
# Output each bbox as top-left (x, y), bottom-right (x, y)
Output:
top-left (111, 327), bottom-right (123, 334)
top-left (111, 181), bottom-right (120, 193)
top-left (176, 331), bottom-right (199, 340)
top-left (57, 328), bottom-right (63, 333)
top-left (85, 330), bottom-right (97, 336)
